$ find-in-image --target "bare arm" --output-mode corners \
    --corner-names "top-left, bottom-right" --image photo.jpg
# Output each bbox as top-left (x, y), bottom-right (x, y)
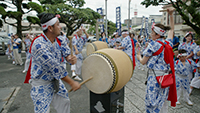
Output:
top-left (83, 29), bottom-right (89, 39)
top-left (167, 8), bottom-right (175, 40)
top-left (186, 52), bottom-right (194, 59)
top-left (73, 45), bottom-right (79, 55)
top-left (61, 76), bottom-right (81, 91)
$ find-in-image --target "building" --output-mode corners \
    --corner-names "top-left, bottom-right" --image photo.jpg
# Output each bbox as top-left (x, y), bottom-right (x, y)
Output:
top-left (162, 4), bottom-right (194, 40)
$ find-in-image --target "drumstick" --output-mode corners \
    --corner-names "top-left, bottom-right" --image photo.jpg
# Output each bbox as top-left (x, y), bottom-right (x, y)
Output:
top-left (68, 76), bottom-right (93, 92)
top-left (159, 9), bottom-right (168, 12)
top-left (67, 36), bottom-right (73, 56)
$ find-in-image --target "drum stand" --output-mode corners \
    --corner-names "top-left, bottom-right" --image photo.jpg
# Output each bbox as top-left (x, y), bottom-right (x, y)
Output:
top-left (90, 87), bottom-right (124, 113)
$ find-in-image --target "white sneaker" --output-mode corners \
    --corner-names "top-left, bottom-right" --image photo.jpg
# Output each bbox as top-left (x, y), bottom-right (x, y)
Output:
top-left (22, 70), bottom-right (26, 73)
top-left (12, 61), bottom-right (15, 64)
top-left (74, 76), bottom-right (82, 81)
top-left (186, 99), bottom-right (193, 106)
top-left (176, 101), bottom-right (181, 105)
top-left (72, 72), bottom-right (76, 78)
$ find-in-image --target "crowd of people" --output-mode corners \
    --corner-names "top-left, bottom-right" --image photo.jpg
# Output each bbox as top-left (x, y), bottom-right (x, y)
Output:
top-left (4, 8), bottom-right (200, 113)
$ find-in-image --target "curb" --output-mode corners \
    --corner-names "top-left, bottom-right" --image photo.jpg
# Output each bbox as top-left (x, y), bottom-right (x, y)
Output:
top-left (1, 87), bottom-right (21, 113)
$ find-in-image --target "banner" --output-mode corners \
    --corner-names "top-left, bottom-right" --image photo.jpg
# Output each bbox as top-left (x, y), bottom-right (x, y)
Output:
top-left (116, 6), bottom-right (121, 36)
top-left (139, 16), bottom-right (145, 36)
top-left (145, 17), bottom-right (149, 39)
top-left (99, 24), bottom-right (104, 33)
top-left (97, 8), bottom-right (104, 33)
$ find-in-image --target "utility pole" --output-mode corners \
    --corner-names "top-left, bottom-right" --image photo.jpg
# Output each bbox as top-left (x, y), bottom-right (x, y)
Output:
top-left (128, 0), bottom-right (131, 32)
top-left (105, 0), bottom-right (108, 37)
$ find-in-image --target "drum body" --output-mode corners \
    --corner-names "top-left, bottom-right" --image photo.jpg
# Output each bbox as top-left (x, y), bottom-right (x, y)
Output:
top-left (86, 41), bottom-right (108, 56)
top-left (82, 48), bottom-right (133, 94)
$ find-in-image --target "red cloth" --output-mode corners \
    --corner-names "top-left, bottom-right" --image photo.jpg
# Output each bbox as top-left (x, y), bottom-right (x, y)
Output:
top-left (24, 34), bottom-right (42, 83)
top-left (131, 39), bottom-right (136, 69)
top-left (153, 40), bottom-right (177, 107)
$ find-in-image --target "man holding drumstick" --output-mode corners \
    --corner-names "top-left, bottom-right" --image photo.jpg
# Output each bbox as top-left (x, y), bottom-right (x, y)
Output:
top-left (29, 12), bottom-right (80, 113)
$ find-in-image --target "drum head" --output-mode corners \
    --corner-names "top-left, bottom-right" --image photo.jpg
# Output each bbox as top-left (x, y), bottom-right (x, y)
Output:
top-left (86, 41), bottom-right (108, 56)
top-left (82, 54), bottom-right (114, 94)
top-left (86, 43), bottom-right (96, 56)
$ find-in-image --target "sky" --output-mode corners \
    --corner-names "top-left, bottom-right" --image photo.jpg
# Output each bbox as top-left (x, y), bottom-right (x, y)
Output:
top-left (83, 0), bottom-right (163, 23)
top-left (7, 0), bottom-right (163, 23)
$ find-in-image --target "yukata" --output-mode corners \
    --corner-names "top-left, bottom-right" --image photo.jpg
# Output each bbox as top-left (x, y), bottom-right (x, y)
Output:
top-left (58, 35), bottom-right (69, 69)
top-left (178, 41), bottom-right (196, 59)
top-left (191, 46), bottom-right (200, 89)
top-left (6, 39), bottom-right (13, 59)
top-left (30, 33), bottom-right (71, 113)
top-left (71, 35), bottom-right (88, 75)
top-left (175, 59), bottom-right (197, 102)
top-left (142, 38), bottom-right (173, 113)
top-left (120, 36), bottom-right (133, 61)
top-left (178, 41), bottom-right (196, 82)
top-left (23, 38), bottom-right (31, 72)
top-left (109, 37), bottom-right (122, 48)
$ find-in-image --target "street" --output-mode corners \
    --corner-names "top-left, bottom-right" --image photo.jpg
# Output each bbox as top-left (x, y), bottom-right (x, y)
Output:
top-left (0, 45), bottom-right (200, 113)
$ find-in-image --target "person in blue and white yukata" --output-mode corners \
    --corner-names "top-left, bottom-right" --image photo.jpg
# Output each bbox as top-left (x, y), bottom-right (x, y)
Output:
top-left (30, 12), bottom-right (81, 113)
top-left (109, 32), bottom-right (121, 48)
top-left (175, 49), bottom-right (199, 106)
top-left (190, 41), bottom-right (200, 95)
top-left (178, 32), bottom-right (196, 82)
top-left (58, 31), bottom-right (69, 69)
top-left (71, 28), bottom-right (89, 81)
top-left (117, 30), bottom-right (133, 61)
top-left (136, 8), bottom-right (175, 113)
top-left (22, 34), bottom-right (33, 73)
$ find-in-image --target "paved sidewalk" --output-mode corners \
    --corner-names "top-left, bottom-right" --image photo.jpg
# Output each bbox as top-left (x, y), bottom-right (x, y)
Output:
top-left (124, 66), bottom-right (200, 113)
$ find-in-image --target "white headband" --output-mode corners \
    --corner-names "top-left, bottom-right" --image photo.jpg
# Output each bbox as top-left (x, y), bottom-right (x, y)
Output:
top-left (113, 32), bottom-right (117, 36)
top-left (177, 53), bottom-right (187, 58)
top-left (153, 26), bottom-right (166, 36)
top-left (41, 17), bottom-right (58, 30)
top-left (122, 31), bottom-right (129, 35)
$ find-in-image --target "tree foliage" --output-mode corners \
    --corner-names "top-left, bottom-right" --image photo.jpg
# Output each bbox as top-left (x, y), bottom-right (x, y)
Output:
top-left (141, 0), bottom-right (200, 36)
top-left (107, 20), bottom-right (117, 36)
top-left (0, 0), bottom-right (43, 37)
top-left (40, 0), bottom-right (101, 36)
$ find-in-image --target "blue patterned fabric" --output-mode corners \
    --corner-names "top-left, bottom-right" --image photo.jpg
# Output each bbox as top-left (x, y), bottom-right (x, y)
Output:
top-left (143, 38), bottom-right (173, 112)
top-left (178, 41), bottom-right (196, 57)
top-left (193, 45), bottom-right (200, 59)
top-left (146, 74), bottom-right (169, 113)
top-left (120, 36), bottom-right (133, 60)
top-left (72, 35), bottom-right (87, 60)
top-left (175, 59), bottom-right (197, 93)
top-left (143, 38), bottom-right (173, 71)
top-left (109, 37), bottom-right (122, 47)
top-left (30, 33), bottom-right (70, 113)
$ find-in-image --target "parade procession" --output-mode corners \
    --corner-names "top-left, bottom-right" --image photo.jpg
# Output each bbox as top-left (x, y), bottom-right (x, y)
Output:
top-left (0, 0), bottom-right (200, 113)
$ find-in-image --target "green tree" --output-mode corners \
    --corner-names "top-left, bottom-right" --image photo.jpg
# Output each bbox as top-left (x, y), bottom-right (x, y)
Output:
top-left (141, 0), bottom-right (200, 36)
top-left (107, 20), bottom-right (117, 36)
top-left (0, 0), bottom-right (43, 38)
top-left (40, 0), bottom-right (101, 36)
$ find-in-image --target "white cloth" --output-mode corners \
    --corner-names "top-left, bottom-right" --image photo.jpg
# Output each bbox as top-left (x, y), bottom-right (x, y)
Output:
top-left (71, 59), bottom-right (82, 75)
top-left (190, 76), bottom-right (200, 89)
top-left (46, 93), bottom-right (70, 113)
top-left (177, 87), bottom-right (189, 102)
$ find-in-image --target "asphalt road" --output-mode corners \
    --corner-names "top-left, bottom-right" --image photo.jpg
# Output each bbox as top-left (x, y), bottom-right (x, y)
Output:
top-left (0, 52), bottom-right (90, 113)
